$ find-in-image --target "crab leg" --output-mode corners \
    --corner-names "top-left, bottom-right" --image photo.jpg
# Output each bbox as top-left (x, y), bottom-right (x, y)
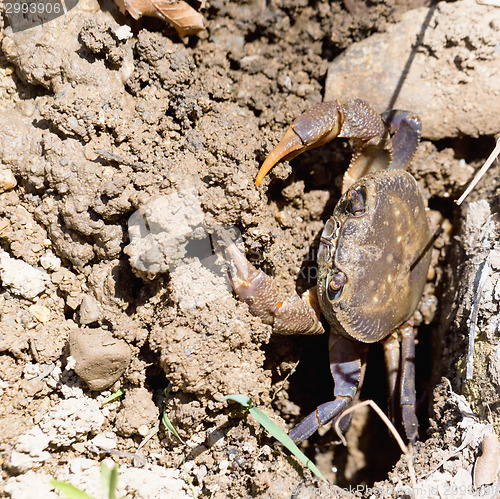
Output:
top-left (382, 330), bottom-right (400, 422)
top-left (220, 232), bottom-right (324, 336)
top-left (256, 101), bottom-right (345, 186)
top-left (289, 333), bottom-right (368, 444)
top-left (399, 323), bottom-right (419, 443)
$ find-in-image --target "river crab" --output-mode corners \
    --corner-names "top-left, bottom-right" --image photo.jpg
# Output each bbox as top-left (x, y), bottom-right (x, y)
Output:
top-left (223, 99), bottom-right (432, 445)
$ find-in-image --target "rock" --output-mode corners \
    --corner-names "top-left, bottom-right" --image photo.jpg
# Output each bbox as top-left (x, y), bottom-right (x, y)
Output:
top-left (78, 294), bottom-right (102, 325)
top-left (325, 0), bottom-right (500, 140)
top-left (68, 328), bottom-right (131, 390)
top-left (0, 250), bottom-right (48, 299)
top-left (115, 387), bottom-right (158, 436)
top-left (0, 167), bottom-right (16, 191)
top-left (28, 304), bottom-right (51, 323)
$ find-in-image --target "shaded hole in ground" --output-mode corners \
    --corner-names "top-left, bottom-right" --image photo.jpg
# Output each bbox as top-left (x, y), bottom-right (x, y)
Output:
top-left (428, 196), bottom-right (458, 223)
top-left (263, 140), bottom-right (349, 201)
top-left (142, 344), bottom-right (169, 396)
top-left (433, 134), bottom-right (497, 163)
top-left (286, 321), bottom-right (432, 485)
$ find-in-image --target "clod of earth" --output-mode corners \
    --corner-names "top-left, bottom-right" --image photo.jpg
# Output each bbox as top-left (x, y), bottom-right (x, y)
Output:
top-left (69, 328), bottom-right (132, 391)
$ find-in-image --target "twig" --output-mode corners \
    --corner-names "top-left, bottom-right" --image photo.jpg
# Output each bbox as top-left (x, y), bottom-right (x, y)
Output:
top-left (335, 400), bottom-right (418, 486)
top-left (467, 258), bottom-right (491, 380)
top-left (334, 399), bottom-right (408, 455)
top-left (456, 138), bottom-right (500, 206)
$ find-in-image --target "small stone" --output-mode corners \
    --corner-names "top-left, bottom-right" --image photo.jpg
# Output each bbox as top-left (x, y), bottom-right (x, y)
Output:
top-left (40, 251), bottom-right (61, 272)
top-left (90, 432), bottom-right (117, 450)
top-left (115, 25), bottom-right (133, 40)
top-left (68, 328), bottom-right (132, 391)
top-left (78, 295), bottom-right (102, 325)
top-left (138, 424), bottom-right (150, 437)
top-left (0, 251), bottom-right (48, 300)
top-left (28, 305), bottom-right (51, 323)
top-left (0, 168), bottom-right (16, 192)
top-left (219, 460), bottom-right (230, 473)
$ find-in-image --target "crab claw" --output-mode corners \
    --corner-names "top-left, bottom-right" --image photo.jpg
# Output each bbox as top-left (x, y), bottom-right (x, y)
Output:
top-left (256, 102), bottom-right (343, 186)
top-left (216, 229), bottom-right (324, 335)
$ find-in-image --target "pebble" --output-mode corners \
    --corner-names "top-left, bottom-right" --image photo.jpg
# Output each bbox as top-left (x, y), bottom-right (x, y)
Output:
top-left (68, 328), bottom-right (131, 391)
top-left (40, 251), bottom-right (61, 272)
top-left (0, 250), bottom-right (48, 300)
top-left (0, 168), bottom-right (16, 192)
top-left (28, 305), bottom-right (51, 323)
top-left (78, 294), bottom-right (102, 325)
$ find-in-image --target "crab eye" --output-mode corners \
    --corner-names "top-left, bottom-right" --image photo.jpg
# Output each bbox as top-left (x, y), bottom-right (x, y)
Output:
top-left (327, 268), bottom-right (347, 301)
top-left (347, 186), bottom-right (367, 216)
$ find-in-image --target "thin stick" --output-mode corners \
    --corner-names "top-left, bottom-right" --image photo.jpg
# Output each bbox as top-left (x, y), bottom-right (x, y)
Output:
top-left (456, 138), bottom-right (500, 206)
top-left (466, 259), bottom-right (491, 379)
top-left (334, 399), bottom-right (408, 455)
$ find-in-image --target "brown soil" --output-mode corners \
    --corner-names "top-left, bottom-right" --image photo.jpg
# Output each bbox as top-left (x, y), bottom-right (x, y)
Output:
top-left (1, 0), bottom-right (500, 497)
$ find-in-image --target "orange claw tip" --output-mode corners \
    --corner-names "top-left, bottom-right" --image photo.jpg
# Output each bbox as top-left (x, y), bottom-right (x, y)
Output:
top-left (255, 127), bottom-right (304, 186)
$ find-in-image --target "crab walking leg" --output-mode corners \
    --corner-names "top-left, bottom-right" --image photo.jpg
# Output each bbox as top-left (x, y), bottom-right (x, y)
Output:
top-left (399, 323), bottom-right (419, 443)
top-left (289, 333), bottom-right (368, 444)
top-left (223, 238), bottom-right (324, 335)
top-left (382, 330), bottom-right (400, 422)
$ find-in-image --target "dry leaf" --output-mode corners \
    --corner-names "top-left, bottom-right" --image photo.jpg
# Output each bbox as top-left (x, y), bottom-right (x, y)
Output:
top-left (473, 433), bottom-right (500, 488)
top-left (114, 0), bottom-right (205, 37)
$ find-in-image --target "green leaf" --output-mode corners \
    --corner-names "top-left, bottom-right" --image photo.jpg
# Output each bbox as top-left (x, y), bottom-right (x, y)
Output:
top-left (50, 479), bottom-right (95, 499)
top-left (223, 394), bottom-right (252, 407)
top-left (162, 408), bottom-right (185, 444)
top-left (100, 463), bottom-right (119, 499)
top-left (182, 457), bottom-right (198, 499)
top-left (102, 389), bottom-right (124, 405)
top-left (249, 406), bottom-right (327, 482)
top-left (224, 394), bottom-right (328, 483)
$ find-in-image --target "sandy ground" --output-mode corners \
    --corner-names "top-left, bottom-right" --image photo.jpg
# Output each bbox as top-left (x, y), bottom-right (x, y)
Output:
top-left (1, 0), bottom-right (500, 497)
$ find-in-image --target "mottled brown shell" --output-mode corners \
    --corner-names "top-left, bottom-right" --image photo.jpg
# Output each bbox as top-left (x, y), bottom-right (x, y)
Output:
top-left (317, 170), bottom-right (431, 343)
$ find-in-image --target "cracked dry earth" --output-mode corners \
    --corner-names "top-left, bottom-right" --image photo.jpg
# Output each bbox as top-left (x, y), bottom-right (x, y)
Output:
top-left (1, 0), bottom-right (500, 497)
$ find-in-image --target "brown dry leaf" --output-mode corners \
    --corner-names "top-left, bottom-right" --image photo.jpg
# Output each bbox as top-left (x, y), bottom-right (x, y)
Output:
top-left (473, 433), bottom-right (500, 488)
top-left (114, 0), bottom-right (205, 37)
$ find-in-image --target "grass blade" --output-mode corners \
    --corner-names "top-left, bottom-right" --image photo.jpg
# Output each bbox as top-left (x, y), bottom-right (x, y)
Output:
top-left (162, 407), bottom-right (185, 444)
top-left (100, 463), bottom-right (119, 499)
top-left (101, 389), bottom-right (124, 405)
top-left (50, 480), bottom-right (95, 499)
top-left (223, 394), bottom-right (328, 483)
